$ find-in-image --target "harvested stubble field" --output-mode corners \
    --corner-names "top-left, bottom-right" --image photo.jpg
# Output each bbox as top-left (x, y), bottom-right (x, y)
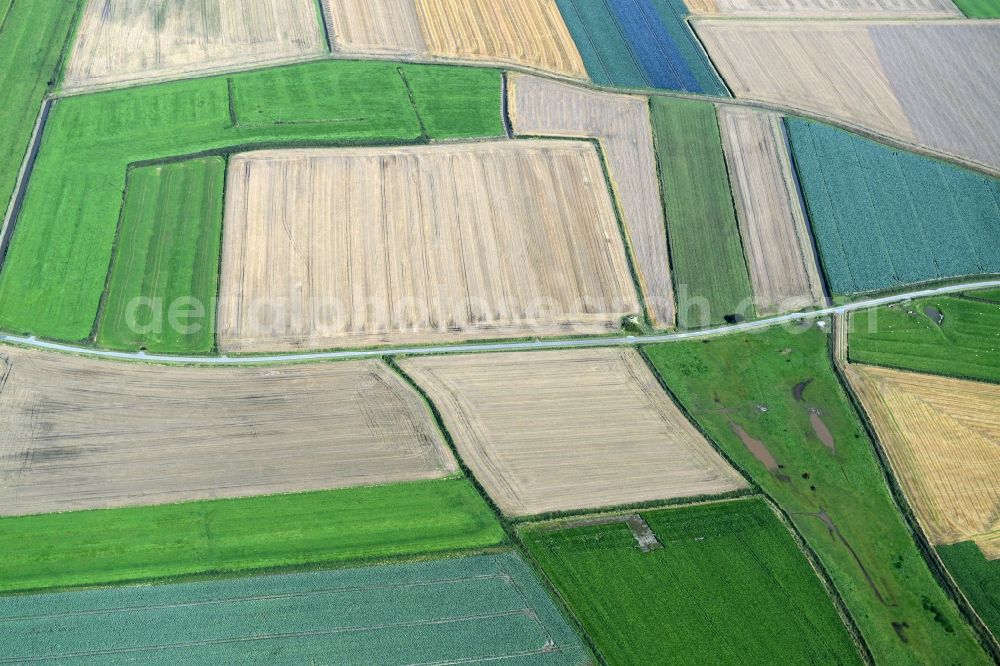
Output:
top-left (324, 0), bottom-right (587, 80)
top-left (400, 348), bottom-right (747, 516)
top-left (0, 478), bottom-right (503, 593)
top-left (218, 141), bottom-right (639, 352)
top-left (644, 326), bottom-right (990, 664)
top-left (685, 0), bottom-right (960, 16)
top-left (846, 364), bottom-right (1000, 552)
top-left (719, 108), bottom-right (825, 315)
top-left (509, 74), bottom-right (674, 326)
top-left (521, 499), bottom-right (861, 664)
top-left (938, 541), bottom-right (1000, 638)
top-left (0, 347), bottom-right (456, 515)
top-left (850, 297), bottom-right (1000, 384)
top-left (651, 98), bottom-right (754, 328)
top-left (0, 60), bottom-right (502, 343)
top-left (63, 0), bottom-right (325, 92)
top-left (787, 118), bottom-right (1000, 295)
top-left (693, 20), bottom-right (1000, 172)
top-left (0, 553), bottom-right (588, 665)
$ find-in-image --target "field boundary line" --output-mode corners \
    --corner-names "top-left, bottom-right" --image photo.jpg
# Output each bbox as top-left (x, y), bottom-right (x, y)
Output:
top-left (0, 99), bottom-right (50, 267)
top-left (2, 280), bottom-right (998, 365)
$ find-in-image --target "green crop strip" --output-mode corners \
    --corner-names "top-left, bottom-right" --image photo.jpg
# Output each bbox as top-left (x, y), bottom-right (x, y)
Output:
top-left (643, 326), bottom-right (990, 664)
top-left (951, 0), bottom-right (1000, 17)
top-left (0, 60), bottom-right (503, 343)
top-left (937, 541), bottom-right (1000, 640)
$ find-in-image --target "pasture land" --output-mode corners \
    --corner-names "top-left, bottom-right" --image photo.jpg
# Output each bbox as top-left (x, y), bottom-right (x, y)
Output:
top-left (555, 0), bottom-right (727, 94)
top-left (0, 478), bottom-right (502, 593)
top-left (324, 0), bottom-right (587, 79)
top-left (0, 0), bottom-right (84, 217)
top-left (846, 365), bottom-right (1000, 549)
top-left (969, 289), bottom-right (1000, 303)
top-left (509, 74), bottom-right (675, 325)
top-left (952, 0), bottom-right (1000, 16)
top-left (849, 297), bottom-right (1000, 383)
top-left (787, 118), bottom-right (1000, 294)
top-left (0, 553), bottom-right (588, 665)
top-left (685, 0), bottom-right (960, 15)
top-left (694, 20), bottom-right (1000, 172)
top-left (218, 141), bottom-right (639, 352)
top-left (97, 157), bottom-right (225, 353)
top-left (938, 541), bottom-right (1000, 639)
top-left (64, 0), bottom-right (325, 91)
top-left (522, 499), bottom-right (861, 664)
top-left (400, 348), bottom-right (746, 516)
top-left (719, 108), bottom-right (825, 314)
top-left (643, 326), bottom-right (989, 664)
top-left (651, 98), bottom-right (753, 327)
top-left (0, 348), bottom-right (455, 515)
top-left (0, 60), bottom-right (502, 343)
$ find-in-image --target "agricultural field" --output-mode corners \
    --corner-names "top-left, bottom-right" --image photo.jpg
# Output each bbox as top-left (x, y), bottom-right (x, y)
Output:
top-left (693, 20), bottom-right (1000, 172)
top-left (846, 364), bottom-right (1000, 550)
top-left (938, 541), bottom-right (1000, 638)
top-left (684, 0), bottom-right (960, 15)
top-left (952, 0), bottom-right (1000, 16)
top-left (555, 0), bottom-right (727, 94)
top-left (719, 108), bottom-right (825, 314)
top-left (787, 118), bottom-right (1000, 294)
top-left (0, 553), bottom-right (589, 665)
top-left (0, 0), bottom-right (84, 217)
top-left (97, 157), bottom-right (225, 353)
top-left (509, 74), bottom-right (675, 326)
top-left (0, 477), bottom-right (502, 593)
top-left (0, 348), bottom-right (456, 515)
top-left (643, 326), bottom-right (989, 664)
top-left (325, 0), bottom-right (588, 80)
top-left (521, 499), bottom-right (861, 664)
top-left (400, 348), bottom-right (747, 516)
top-left (218, 141), bottom-right (639, 352)
top-left (850, 296), bottom-right (1000, 383)
top-left (63, 0), bottom-right (326, 92)
top-left (651, 97), bottom-right (754, 328)
top-left (0, 60), bottom-right (502, 343)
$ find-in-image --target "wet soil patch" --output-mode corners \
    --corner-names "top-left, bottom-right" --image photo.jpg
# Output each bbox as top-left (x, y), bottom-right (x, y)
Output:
top-left (809, 410), bottom-right (836, 454)
top-left (792, 378), bottom-right (813, 401)
top-left (729, 421), bottom-right (788, 480)
top-left (923, 306), bottom-right (944, 325)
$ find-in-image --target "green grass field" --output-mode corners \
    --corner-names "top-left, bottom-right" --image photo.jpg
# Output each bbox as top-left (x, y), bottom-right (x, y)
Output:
top-left (0, 60), bottom-right (502, 343)
top-left (937, 541), bottom-right (1000, 639)
top-left (951, 0), bottom-right (1000, 17)
top-left (850, 296), bottom-right (1000, 383)
top-left (0, 478), bottom-right (504, 593)
top-left (643, 326), bottom-right (989, 664)
top-left (966, 288), bottom-right (1000, 303)
top-left (96, 157), bottom-right (225, 353)
top-left (650, 97), bottom-right (753, 328)
top-left (0, 553), bottom-right (589, 664)
top-left (0, 0), bottom-right (83, 215)
top-left (522, 499), bottom-right (860, 664)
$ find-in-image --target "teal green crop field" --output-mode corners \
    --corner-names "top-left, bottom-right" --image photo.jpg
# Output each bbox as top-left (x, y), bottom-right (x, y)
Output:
top-left (0, 552), bottom-right (589, 665)
top-left (850, 296), bottom-right (1000, 383)
top-left (651, 97), bottom-right (753, 328)
top-left (937, 541), bottom-right (1000, 639)
top-left (96, 157), bottom-right (225, 353)
top-left (0, 60), bottom-right (503, 342)
top-left (0, 478), bottom-right (504, 593)
top-left (643, 326), bottom-right (989, 664)
top-left (0, 0), bottom-right (83, 215)
top-left (522, 499), bottom-right (860, 665)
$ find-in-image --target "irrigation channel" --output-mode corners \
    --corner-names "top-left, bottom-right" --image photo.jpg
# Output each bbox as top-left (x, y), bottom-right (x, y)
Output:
top-left (2, 279), bottom-right (997, 366)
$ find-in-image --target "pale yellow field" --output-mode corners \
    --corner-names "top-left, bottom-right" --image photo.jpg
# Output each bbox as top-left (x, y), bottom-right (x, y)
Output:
top-left (401, 349), bottom-right (748, 516)
top-left (324, 0), bottom-right (426, 55)
top-left (848, 364), bottom-right (1000, 557)
top-left (686, 0), bottom-right (960, 16)
top-left (0, 348), bottom-right (456, 516)
top-left (509, 74), bottom-right (675, 326)
top-left (218, 141), bottom-right (640, 352)
top-left (64, 0), bottom-right (325, 91)
top-left (719, 107), bottom-right (825, 315)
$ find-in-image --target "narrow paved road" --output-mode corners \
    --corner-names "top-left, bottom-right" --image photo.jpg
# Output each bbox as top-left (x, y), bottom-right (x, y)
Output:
top-left (2, 279), bottom-right (997, 366)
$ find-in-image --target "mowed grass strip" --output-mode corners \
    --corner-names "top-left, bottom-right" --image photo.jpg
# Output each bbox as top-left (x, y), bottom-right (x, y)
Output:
top-left (643, 326), bottom-right (989, 664)
top-left (97, 157), bottom-right (225, 353)
top-left (0, 478), bottom-right (504, 594)
top-left (0, 60), bottom-right (502, 343)
top-left (651, 97), bottom-right (753, 327)
top-left (522, 499), bottom-right (861, 664)
top-left (850, 296), bottom-right (1000, 383)
top-left (937, 541), bottom-right (1000, 639)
